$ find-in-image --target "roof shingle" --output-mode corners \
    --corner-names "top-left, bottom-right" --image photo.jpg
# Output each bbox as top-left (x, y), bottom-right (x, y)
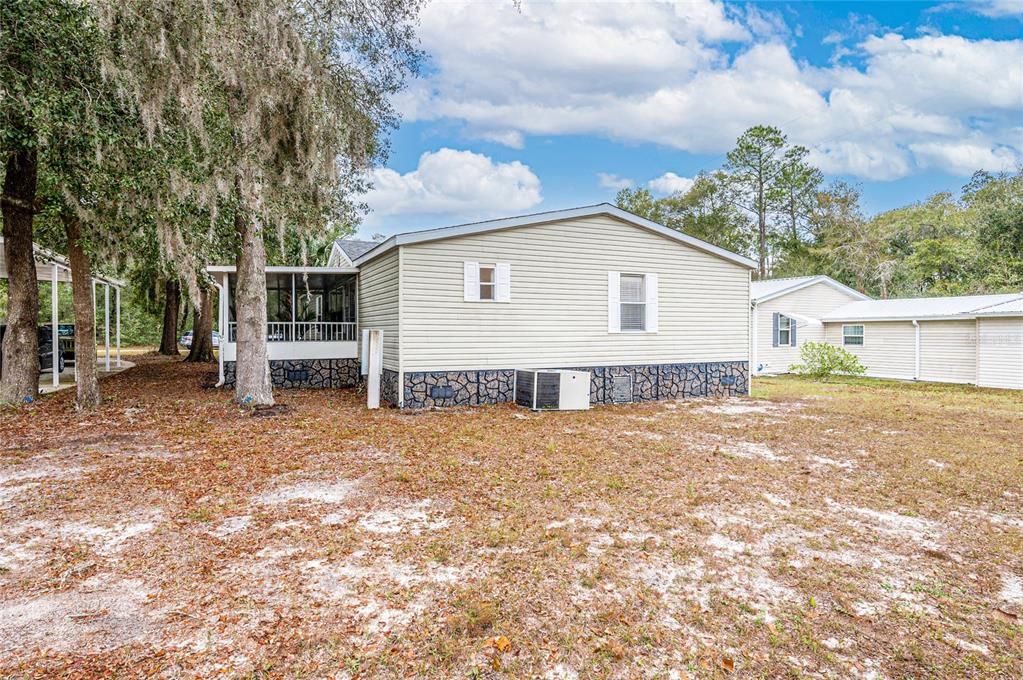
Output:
top-left (334, 239), bottom-right (379, 263)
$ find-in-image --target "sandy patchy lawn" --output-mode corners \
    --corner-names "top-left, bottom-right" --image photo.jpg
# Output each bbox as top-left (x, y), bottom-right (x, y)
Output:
top-left (0, 357), bottom-right (1021, 679)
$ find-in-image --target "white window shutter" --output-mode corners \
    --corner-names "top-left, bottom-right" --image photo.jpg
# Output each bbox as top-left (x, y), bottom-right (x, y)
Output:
top-left (496, 263), bottom-right (511, 302)
top-left (464, 262), bottom-right (480, 301)
top-left (608, 271), bottom-right (621, 333)
top-left (645, 273), bottom-right (658, 333)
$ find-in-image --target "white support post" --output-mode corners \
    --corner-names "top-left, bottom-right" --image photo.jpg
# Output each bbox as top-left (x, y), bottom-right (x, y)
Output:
top-left (51, 263), bottom-right (59, 388)
top-left (115, 287), bottom-right (121, 368)
top-left (217, 273), bottom-right (227, 385)
top-left (366, 329), bottom-right (382, 409)
top-left (291, 273), bottom-right (297, 341)
top-left (224, 272), bottom-right (231, 342)
top-left (104, 283), bottom-right (111, 372)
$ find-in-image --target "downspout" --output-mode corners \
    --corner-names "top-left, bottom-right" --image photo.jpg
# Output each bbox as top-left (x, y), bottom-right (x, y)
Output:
top-left (750, 301), bottom-right (757, 386)
top-left (912, 319), bottom-right (920, 381)
top-left (747, 269), bottom-right (754, 395)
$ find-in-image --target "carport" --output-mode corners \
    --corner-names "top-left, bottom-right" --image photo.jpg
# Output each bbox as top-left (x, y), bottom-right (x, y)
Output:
top-left (0, 236), bottom-right (124, 389)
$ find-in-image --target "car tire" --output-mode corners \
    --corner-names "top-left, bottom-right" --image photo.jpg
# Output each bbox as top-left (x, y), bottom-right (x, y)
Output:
top-left (58, 354), bottom-right (65, 374)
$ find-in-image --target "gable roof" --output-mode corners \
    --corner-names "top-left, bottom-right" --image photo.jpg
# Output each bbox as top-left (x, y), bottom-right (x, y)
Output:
top-left (352, 203), bottom-right (757, 269)
top-left (823, 293), bottom-right (1023, 322)
top-left (332, 239), bottom-right (378, 265)
top-left (750, 275), bottom-right (871, 304)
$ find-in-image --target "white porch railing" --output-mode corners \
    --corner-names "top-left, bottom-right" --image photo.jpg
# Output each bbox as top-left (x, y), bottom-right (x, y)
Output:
top-left (226, 321), bottom-right (356, 342)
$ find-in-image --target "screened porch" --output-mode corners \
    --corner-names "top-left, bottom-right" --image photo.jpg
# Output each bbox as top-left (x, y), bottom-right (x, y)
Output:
top-left (223, 270), bottom-right (357, 344)
top-left (207, 266), bottom-right (360, 373)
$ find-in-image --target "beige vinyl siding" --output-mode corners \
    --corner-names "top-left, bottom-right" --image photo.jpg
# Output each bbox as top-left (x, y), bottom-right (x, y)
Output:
top-left (755, 282), bottom-right (862, 374)
top-left (824, 321), bottom-right (917, 380)
top-left (357, 249), bottom-right (399, 370)
top-left (919, 320), bottom-right (976, 383)
top-left (397, 215), bottom-right (750, 372)
top-left (977, 318), bottom-right (1023, 390)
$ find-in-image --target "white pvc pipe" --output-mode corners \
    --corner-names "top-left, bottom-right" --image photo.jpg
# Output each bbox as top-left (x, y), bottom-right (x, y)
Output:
top-left (51, 263), bottom-right (59, 387)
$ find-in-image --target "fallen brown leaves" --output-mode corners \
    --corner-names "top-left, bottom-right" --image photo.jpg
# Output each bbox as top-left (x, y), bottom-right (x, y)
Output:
top-left (0, 356), bottom-right (1021, 678)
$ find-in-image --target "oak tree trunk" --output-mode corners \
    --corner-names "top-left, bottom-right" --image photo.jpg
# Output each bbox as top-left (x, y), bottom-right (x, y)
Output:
top-left (0, 149), bottom-right (41, 404)
top-left (158, 280), bottom-right (180, 355)
top-left (234, 210), bottom-right (273, 405)
top-left (63, 213), bottom-right (101, 410)
top-left (178, 300), bottom-right (190, 335)
top-left (185, 286), bottom-right (215, 363)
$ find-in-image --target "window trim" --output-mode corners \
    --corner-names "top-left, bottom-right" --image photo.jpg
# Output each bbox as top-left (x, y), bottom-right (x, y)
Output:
top-left (842, 324), bottom-right (865, 347)
top-left (778, 315), bottom-right (792, 346)
top-left (619, 272), bottom-right (647, 333)
top-left (478, 263), bottom-right (496, 301)
top-left (464, 261), bottom-right (510, 303)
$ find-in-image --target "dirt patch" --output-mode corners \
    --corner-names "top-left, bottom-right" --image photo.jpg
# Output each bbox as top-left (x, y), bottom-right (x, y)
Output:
top-left (254, 479), bottom-right (358, 505)
top-left (357, 499), bottom-right (451, 534)
top-left (0, 574), bottom-right (156, 656)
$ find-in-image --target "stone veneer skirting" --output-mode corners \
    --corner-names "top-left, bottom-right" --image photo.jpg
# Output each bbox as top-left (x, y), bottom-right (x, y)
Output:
top-left (381, 368), bottom-right (400, 406)
top-left (223, 359), bottom-right (360, 389)
top-left (399, 361), bottom-right (748, 409)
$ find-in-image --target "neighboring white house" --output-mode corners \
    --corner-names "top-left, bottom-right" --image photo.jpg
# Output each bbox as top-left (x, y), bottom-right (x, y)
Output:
top-left (821, 293), bottom-right (1023, 388)
top-left (974, 297), bottom-right (1023, 390)
top-left (750, 275), bottom-right (870, 375)
top-left (751, 275), bottom-right (1023, 390)
top-left (211, 203), bottom-right (757, 407)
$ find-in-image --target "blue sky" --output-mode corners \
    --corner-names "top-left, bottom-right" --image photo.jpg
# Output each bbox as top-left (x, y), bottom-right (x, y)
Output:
top-left (356, 1), bottom-right (1023, 238)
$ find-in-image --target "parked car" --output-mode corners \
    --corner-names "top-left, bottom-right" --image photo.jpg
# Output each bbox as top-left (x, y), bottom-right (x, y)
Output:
top-left (57, 324), bottom-right (75, 364)
top-left (0, 325), bottom-right (66, 375)
top-left (179, 330), bottom-right (221, 349)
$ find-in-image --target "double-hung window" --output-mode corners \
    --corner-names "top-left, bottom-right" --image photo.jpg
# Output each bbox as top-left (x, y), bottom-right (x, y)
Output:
top-left (772, 312), bottom-right (797, 347)
top-left (620, 274), bottom-right (646, 331)
top-left (843, 324), bottom-right (864, 346)
top-left (778, 315), bottom-right (792, 346)
top-left (608, 271), bottom-right (658, 333)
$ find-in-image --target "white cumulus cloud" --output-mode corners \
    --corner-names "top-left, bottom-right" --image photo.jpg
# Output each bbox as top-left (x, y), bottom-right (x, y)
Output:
top-left (597, 173), bottom-right (634, 190)
top-left (403, 0), bottom-right (1023, 180)
top-left (908, 141), bottom-right (1019, 176)
top-left (364, 148), bottom-right (542, 218)
top-left (966, 0), bottom-right (1023, 18)
top-left (647, 172), bottom-right (695, 195)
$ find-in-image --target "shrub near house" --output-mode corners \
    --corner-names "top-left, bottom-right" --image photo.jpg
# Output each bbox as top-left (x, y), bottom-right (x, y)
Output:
top-left (790, 341), bottom-right (866, 381)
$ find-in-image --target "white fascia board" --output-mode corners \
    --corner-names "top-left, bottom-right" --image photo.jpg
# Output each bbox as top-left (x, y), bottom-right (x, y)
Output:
top-left (205, 265), bottom-right (359, 274)
top-left (822, 314), bottom-right (979, 323)
top-left (352, 203), bottom-right (757, 270)
top-left (974, 311), bottom-right (1023, 318)
top-left (753, 276), bottom-right (871, 304)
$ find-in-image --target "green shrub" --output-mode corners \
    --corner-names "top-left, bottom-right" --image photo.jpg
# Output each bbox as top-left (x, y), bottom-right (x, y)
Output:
top-left (789, 341), bottom-right (866, 381)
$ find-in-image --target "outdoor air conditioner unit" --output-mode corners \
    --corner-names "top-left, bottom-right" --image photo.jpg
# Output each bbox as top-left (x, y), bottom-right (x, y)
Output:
top-left (515, 369), bottom-right (590, 411)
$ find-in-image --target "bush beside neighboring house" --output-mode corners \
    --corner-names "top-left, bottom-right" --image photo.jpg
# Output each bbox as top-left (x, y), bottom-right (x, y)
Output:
top-left (789, 341), bottom-right (866, 381)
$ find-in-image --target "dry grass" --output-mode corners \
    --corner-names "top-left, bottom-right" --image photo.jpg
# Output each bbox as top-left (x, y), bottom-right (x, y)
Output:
top-left (1, 357), bottom-right (1021, 678)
